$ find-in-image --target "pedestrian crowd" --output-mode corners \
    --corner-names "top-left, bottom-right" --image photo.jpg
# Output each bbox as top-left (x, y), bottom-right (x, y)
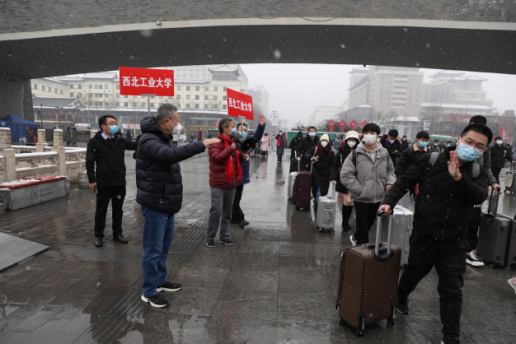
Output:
top-left (85, 106), bottom-right (516, 344)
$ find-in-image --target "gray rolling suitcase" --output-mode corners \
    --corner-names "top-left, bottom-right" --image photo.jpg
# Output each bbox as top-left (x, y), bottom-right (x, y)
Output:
top-left (316, 184), bottom-right (337, 233)
top-left (477, 190), bottom-right (516, 268)
top-left (504, 163), bottom-right (516, 195)
top-left (379, 205), bottom-right (413, 267)
top-left (288, 161), bottom-right (300, 200)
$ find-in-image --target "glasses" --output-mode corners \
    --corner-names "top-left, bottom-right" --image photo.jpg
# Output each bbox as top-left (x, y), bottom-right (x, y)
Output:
top-left (462, 140), bottom-right (485, 154)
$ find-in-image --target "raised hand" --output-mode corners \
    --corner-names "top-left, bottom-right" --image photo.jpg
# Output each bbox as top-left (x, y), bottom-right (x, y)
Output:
top-left (258, 114), bottom-right (266, 126)
top-left (448, 151), bottom-right (462, 181)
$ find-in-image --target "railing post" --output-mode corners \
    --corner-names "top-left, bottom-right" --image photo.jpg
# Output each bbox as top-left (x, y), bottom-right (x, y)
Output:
top-left (0, 128), bottom-right (16, 182)
top-left (53, 129), bottom-right (64, 148)
top-left (36, 129), bottom-right (48, 152)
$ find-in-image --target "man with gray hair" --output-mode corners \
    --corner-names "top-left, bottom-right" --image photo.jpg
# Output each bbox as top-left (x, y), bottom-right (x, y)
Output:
top-left (136, 104), bottom-right (220, 308)
top-left (206, 117), bottom-right (243, 248)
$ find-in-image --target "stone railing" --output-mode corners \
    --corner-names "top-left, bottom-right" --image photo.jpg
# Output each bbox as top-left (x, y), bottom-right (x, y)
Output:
top-left (0, 128), bottom-right (87, 183)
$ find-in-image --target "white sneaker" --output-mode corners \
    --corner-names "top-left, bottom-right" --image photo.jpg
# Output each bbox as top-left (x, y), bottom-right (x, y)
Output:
top-left (350, 235), bottom-right (358, 247)
top-left (466, 251), bottom-right (484, 267)
top-left (508, 278), bottom-right (516, 294)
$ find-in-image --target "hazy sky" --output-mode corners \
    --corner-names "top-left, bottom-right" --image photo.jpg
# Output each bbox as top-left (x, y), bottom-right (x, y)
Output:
top-left (240, 64), bottom-right (516, 128)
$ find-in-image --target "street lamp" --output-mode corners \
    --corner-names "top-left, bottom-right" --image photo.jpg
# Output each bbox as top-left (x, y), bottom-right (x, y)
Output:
top-left (39, 104), bottom-right (43, 128)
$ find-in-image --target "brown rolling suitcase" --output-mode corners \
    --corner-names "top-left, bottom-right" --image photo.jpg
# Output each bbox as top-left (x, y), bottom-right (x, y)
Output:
top-left (336, 212), bottom-right (401, 336)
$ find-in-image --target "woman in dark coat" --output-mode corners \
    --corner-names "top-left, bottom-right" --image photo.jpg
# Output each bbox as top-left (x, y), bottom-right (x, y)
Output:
top-left (305, 134), bottom-right (334, 210)
top-left (275, 131), bottom-right (287, 162)
top-left (330, 131), bottom-right (360, 231)
top-left (288, 131), bottom-right (303, 173)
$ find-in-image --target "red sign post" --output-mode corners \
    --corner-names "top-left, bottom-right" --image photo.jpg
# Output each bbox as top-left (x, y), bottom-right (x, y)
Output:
top-left (338, 120), bottom-right (347, 132)
top-left (227, 88), bottom-right (254, 120)
top-left (350, 120), bottom-right (358, 131)
top-left (327, 119), bottom-right (336, 132)
top-left (119, 67), bottom-right (175, 96)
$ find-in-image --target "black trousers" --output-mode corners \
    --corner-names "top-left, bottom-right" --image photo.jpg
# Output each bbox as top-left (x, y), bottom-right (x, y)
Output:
top-left (353, 201), bottom-right (381, 245)
top-left (398, 233), bottom-right (469, 339)
top-left (492, 168), bottom-right (501, 184)
top-left (232, 184), bottom-right (245, 223)
top-left (312, 175), bottom-right (330, 200)
top-left (94, 185), bottom-right (126, 238)
top-left (467, 206), bottom-right (481, 251)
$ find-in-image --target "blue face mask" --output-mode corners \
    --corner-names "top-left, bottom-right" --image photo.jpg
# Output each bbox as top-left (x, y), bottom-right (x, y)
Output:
top-left (231, 128), bottom-right (236, 133)
top-left (242, 132), bottom-right (248, 138)
top-left (108, 125), bottom-right (118, 135)
top-left (309, 132), bottom-right (316, 137)
top-left (418, 141), bottom-right (428, 148)
top-left (456, 143), bottom-right (481, 162)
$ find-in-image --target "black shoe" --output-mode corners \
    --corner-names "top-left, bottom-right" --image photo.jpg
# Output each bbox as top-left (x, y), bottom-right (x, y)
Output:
top-left (141, 293), bottom-right (169, 308)
top-left (218, 238), bottom-right (233, 246)
top-left (94, 237), bottom-right (103, 247)
top-left (442, 336), bottom-right (460, 344)
top-left (341, 220), bottom-right (351, 232)
top-left (238, 220), bottom-right (250, 228)
top-left (113, 234), bottom-right (128, 244)
top-left (206, 238), bottom-right (215, 248)
top-left (396, 296), bottom-right (409, 315)
top-left (157, 282), bottom-right (182, 293)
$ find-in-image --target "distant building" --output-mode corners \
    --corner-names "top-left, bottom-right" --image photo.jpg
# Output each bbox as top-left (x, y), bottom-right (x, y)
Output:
top-left (30, 65), bottom-right (249, 133)
top-left (348, 66), bottom-right (424, 119)
top-left (310, 106), bottom-right (342, 125)
top-left (248, 85), bottom-right (269, 118)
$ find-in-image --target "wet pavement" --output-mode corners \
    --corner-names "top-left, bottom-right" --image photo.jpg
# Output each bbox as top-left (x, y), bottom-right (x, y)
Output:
top-left (1, 149), bottom-right (516, 344)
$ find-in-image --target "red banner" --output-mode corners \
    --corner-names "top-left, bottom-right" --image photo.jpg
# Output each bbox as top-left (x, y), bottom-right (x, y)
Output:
top-left (360, 120), bottom-right (368, 128)
top-left (349, 120), bottom-right (358, 131)
top-left (227, 88), bottom-right (254, 120)
top-left (499, 127), bottom-right (511, 142)
top-left (338, 120), bottom-right (347, 132)
top-left (327, 119), bottom-right (336, 132)
top-left (119, 67), bottom-right (175, 96)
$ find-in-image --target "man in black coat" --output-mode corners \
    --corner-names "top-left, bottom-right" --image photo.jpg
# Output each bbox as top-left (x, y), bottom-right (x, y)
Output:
top-left (86, 115), bottom-right (137, 248)
top-left (395, 131), bottom-right (430, 179)
top-left (489, 136), bottom-right (515, 183)
top-left (379, 124), bottom-right (491, 344)
top-left (136, 104), bottom-right (219, 308)
top-left (380, 129), bottom-right (402, 167)
top-left (296, 127), bottom-right (319, 171)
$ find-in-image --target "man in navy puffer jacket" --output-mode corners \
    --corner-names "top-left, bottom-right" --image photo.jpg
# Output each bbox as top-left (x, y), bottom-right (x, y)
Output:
top-left (136, 104), bottom-right (219, 308)
top-left (231, 115), bottom-right (266, 227)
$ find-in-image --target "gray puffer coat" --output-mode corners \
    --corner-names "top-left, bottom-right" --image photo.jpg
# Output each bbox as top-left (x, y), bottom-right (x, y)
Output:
top-left (340, 142), bottom-right (396, 203)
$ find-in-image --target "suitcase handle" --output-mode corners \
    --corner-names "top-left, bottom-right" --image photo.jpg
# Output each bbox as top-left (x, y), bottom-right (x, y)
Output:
top-left (298, 159), bottom-right (301, 172)
top-left (374, 211), bottom-right (394, 262)
top-left (487, 188), bottom-right (500, 217)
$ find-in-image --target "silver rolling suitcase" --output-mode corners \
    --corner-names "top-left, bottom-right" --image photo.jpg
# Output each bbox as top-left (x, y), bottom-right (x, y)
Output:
top-left (316, 184), bottom-right (337, 233)
top-left (379, 205), bottom-right (413, 267)
top-left (288, 160), bottom-right (300, 200)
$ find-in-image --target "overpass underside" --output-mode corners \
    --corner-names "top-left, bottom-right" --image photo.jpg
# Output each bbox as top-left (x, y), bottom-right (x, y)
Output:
top-left (1, 21), bottom-right (515, 121)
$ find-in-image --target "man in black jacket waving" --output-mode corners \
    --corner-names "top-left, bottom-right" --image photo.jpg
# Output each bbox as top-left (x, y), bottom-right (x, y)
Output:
top-left (379, 124), bottom-right (491, 344)
top-left (86, 115), bottom-right (137, 248)
top-left (136, 104), bottom-right (219, 308)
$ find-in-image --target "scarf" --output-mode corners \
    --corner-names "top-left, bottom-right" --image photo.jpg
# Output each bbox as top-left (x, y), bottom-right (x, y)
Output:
top-left (224, 136), bottom-right (242, 182)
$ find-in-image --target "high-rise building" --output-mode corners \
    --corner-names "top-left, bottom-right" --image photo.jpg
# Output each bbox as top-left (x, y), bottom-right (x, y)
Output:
top-left (347, 66), bottom-right (424, 118)
top-left (248, 85), bottom-right (269, 118)
top-left (310, 106), bottom-right (342, 124)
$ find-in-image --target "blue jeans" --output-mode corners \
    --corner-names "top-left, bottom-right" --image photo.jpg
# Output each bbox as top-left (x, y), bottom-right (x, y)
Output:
top-left (141, 205), bottom-right (175, 298)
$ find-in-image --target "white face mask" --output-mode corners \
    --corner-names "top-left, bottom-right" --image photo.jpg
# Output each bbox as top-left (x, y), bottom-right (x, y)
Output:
top-left (389, 140), bottom-right (395, 144)
top-left (347, 141), bottom-right (356, 148)
top-left (496, 140), bottom-right (503, 145)
top-left (321, 141), bottom-right (328, 148)
top-left (363, 134), bottom-right (377, 145)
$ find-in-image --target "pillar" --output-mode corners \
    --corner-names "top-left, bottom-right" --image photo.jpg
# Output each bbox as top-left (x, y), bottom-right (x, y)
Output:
top-left (0, 77), bottom-right (34, 122)
top-left (53, 129), bottom-right (64, 148)
top-left (0, 128), bottom-right (16, 182)
top-left (36, 129), bottom-right (48, 152)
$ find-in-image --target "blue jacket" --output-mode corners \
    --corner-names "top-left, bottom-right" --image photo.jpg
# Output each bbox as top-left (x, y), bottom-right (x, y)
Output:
top-left (239, 124), bottom-right (265, 186)
top-left (136, 116), bottom-right (206, 214)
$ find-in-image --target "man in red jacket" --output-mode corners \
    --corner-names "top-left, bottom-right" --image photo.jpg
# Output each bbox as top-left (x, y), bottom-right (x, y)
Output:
top-left (206, 117), bottom-right (243, 248)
